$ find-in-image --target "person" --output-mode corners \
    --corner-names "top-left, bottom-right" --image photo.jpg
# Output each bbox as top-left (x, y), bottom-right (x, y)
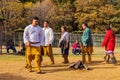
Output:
top-left (42, 21), bottom-right (55, 65)
top-left (23, 16), bottom-right (45, 73)
top-left (81, 23), bottom-right (93, 63)
top-left (102, 25), bottom-right (117, 64)
top-left (17, 43), bottom-right (25, 55)
top-left (58, 26), bottom-right (69, 64)
top-left (71, 40), bottom-right (81, 56)
top-left (6, 39), bottom-right (17, 54)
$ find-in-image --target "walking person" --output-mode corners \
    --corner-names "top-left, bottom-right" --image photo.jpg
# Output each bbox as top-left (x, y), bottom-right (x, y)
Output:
top-left (42, 21), bottom-right (55, 65)
top-left (58, 26), bottom-right (69, 64)
top-left (81, 23), bottom-right (93, 63)
top-left (23, 16), bottom-right (45, 73)
top-left (102, 25), bottom-right (117, 64)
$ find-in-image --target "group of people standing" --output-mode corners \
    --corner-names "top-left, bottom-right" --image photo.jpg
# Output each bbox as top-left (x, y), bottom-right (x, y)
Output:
top-left (23, 16), bottom-right (117, 74)
top-left (23, 17), bottom-right (70, 73)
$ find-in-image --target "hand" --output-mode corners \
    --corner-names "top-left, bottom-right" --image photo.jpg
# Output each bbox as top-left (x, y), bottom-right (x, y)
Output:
top-left (58, 44), bottom-right (60, 47)
top-left (65, 44), bottom-right (68, 48)
top-left (49, 44), bottom-right (52, 46)
top-left (26, 42), bottom-right (31, 47)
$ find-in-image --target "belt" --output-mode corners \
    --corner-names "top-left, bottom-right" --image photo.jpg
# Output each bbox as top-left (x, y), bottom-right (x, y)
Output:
top-left (30, 42), bottom-right (40, 44)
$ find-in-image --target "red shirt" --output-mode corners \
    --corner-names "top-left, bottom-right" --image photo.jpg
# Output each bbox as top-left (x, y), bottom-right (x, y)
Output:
top-left (72, 43), bottom-right (81, 49)
top-left (102, 29), bottom-right (115, 51)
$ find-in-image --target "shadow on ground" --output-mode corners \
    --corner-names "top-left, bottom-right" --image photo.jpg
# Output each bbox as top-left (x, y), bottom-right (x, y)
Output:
top-left (0, 73), bottom-right (29, 80)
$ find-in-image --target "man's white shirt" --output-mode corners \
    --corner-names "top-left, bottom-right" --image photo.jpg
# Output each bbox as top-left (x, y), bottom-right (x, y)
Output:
top-left (43, 27), bottom-right (54, 46)
top-left (23, 24), bottom-right (45, 47)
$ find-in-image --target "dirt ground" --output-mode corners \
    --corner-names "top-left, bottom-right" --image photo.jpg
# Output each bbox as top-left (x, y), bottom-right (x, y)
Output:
top-left (0, 47), bottom-right (120, 80)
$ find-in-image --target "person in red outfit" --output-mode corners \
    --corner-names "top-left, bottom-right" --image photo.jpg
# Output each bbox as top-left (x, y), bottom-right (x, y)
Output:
top-left (72, 40), bottom-right (81, 56)
top-left (102, 25), bottom-right (117, 64)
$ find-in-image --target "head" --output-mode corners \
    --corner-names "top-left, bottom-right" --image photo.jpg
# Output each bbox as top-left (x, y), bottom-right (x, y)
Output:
top-left (43, 21), bottom-right (49, 28)
top-left (104, 25), bottom-right (111, 31)
top-left (75, 40), bottom-right (79, 44)
top-left (61, 26), bottom-right (67, 33)
top-left (82, 23), bottom-right (88, 30)
top-left (32, 16), bottom-right (39, 26)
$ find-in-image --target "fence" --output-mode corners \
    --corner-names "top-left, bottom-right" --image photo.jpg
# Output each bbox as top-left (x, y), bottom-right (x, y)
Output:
top-left (1, 33), bottom-right (120, 47)
top-left (53, 33), bottom-right (120, 47)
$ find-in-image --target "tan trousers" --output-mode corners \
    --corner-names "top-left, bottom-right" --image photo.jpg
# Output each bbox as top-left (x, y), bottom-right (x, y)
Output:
top-left (43, 46), bottom-right (54, 64)
top-left (25, 46), bottom-right (41, 71)
top-left (82, 46), bottom-right (93, 63)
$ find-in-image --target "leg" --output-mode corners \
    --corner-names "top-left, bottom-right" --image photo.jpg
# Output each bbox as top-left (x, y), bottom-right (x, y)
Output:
top-left (104, 54), bottom-right (110, 63)
top-left (82, 53), bottom-right (86, 63)
top-left (78, 49), bottom-right (81, 55)
top-left (87, 46), bottom-right (93, 63)
top-left (63, 48), bottom-right (69, 64)
top-left (88, 53), bottom-right (92, 63)
top-left (47, 46), bottom-right (54, 64)
top-left (6, 46), bottom-right (10, 54)
top-left (110, 53), bottom-right (117, 64)
top-left (32, 47), bottom-right (41, 72)
top-left (11, 46), bottom-right (17, 53)
top-left (82, 46), bottom-right (86, 63)
top-left (43, 47), bottom-right (47, 56)
top-left (73, 49), bottom-right (76, 55)
top-left (25, 47), bottom-right (32, 71)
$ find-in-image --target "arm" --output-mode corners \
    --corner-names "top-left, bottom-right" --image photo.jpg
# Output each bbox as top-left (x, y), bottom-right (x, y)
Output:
top-left (40, 29), bottom-right (45, 46)
top-left (49, 29), bottom-right (54, 45)
top-left (83, 29), bottom-right (89, 46)
top-left (23, 27), bottom-right (30, 46)
top-left (102, 31), bottom-right (109, 47)
top-left (65, 32), bottom-right (69, 48)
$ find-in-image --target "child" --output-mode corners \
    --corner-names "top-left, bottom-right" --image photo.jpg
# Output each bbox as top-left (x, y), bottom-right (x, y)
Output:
top-left (72, 40), bottom-right (81, 55)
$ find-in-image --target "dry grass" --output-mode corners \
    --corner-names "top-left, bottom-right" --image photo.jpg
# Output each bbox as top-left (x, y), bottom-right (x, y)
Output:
top-left (0, 47), bottom-right (120, 80)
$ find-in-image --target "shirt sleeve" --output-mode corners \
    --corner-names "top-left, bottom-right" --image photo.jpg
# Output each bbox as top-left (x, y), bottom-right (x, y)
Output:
top-left (40, 29), bottom-right (45, 46)
top-left (23, 26), bottom-right (29, 45)
top-left (49, 29), bottom-right (54, 44)
top-left (82, 29), bottom-right (89, 46)
top-left (59, 32), bottom-right (69, 44)
top-left (102, 31), bottom-right (110, 47)
top-left (65, 32), bottom-right (69, 42)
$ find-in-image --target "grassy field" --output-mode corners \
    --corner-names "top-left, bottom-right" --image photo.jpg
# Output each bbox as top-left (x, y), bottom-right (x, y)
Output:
top-left (0, 47), bottom-right (120, 80)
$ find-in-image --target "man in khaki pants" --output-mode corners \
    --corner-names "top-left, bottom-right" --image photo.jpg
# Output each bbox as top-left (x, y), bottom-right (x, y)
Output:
top-left (23, 17), bottom-right (45, 73)
top-left (42, 21), bottom-right (55, 65)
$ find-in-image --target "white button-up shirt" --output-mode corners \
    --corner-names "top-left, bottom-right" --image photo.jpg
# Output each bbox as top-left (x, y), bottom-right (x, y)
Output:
top-left (23, 24), bottom-right (45, 47)
top-left (43, 27), bottom-right (54, 46)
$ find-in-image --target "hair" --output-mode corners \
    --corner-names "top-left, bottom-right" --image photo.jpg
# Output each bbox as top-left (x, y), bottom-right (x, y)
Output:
top-left (33, 16), bottom-right (39, 20)
top-left (44, 21), bottom-right (49, 24)
top-left (83, 23), bottom-right (88, 27)
top-left (104, 25), bottom-right (111, 30)
top-left (61, 25), bottom-right (67, 31)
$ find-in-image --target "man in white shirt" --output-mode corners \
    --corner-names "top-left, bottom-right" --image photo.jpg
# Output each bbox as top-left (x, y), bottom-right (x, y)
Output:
top-left (23, 17), bottom-right (45, 73)
top-left (42, 21), bottom-right (55, 64)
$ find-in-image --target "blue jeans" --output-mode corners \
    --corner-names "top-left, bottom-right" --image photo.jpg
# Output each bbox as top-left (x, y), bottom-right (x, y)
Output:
top-left (73, 49), bottom-right (81, 55)
top-left (6, 46), bottom-right (17, 54)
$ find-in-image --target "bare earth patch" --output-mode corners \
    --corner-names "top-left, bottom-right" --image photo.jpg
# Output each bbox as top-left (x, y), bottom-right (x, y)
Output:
top-left (0, 47), bottom-right (120, 80)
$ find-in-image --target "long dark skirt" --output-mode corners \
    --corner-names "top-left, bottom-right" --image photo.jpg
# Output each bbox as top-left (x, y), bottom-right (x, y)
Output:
top-left (60, 41), bottom-right (69, 55)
